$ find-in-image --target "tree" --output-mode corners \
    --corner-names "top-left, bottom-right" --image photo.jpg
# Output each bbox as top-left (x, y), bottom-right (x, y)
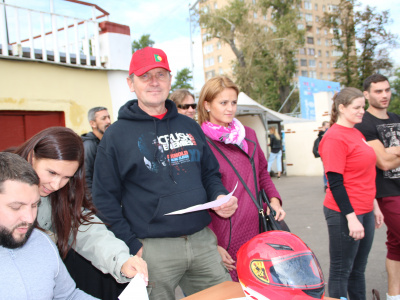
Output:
top-left (356, 6), bottom-right (397, 87)
top-left (389, 68), bottom-right (400, 115)
top-left (198, 0), bottom-right (304, 112)
top-left (321, 1), bottom-right (398, 88)
top-left (321, 0), bottom-right (358, 87)
top-left (171, 68), bottom-right (194, 91)
top-left (132, 34), bottom-right (154, 53)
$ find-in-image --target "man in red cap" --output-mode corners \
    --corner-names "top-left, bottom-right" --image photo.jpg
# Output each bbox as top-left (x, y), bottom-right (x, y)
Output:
top-left (92, 47), bottom-right (237, 299)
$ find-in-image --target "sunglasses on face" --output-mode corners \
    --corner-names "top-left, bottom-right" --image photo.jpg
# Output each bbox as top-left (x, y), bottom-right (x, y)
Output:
top-left (177, 104), bottom-right (197, 110)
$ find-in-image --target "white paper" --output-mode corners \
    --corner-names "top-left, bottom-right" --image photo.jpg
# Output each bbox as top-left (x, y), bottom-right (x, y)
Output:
top-left (118, 274), bottom-right (149, 300)
top-left (165, 182), bottom-right (238, 215)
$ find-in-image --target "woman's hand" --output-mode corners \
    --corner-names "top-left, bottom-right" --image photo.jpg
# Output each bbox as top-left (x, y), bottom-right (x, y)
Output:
top-left (269, 197), bottom-right (286, 221)
top-left (217, 246), bottom-right (236, 271)
top-left (373, 199), bottom-right (384, 229)
top-left (346, 212), bottom-right (364, 240)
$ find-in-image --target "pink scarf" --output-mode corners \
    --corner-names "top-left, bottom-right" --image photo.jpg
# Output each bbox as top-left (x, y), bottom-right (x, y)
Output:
top-left (201, 118), bottom-right (248, 154)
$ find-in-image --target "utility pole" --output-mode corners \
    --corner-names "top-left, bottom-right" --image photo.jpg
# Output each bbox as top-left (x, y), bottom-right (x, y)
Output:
top-left (188, 0), bottom-right (200, 94)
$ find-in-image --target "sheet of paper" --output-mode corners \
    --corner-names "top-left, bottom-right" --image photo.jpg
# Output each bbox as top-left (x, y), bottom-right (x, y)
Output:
top-left (165, 182), bottom-right (238, 215)
top-left (118, 274), bottom-right (149, 300)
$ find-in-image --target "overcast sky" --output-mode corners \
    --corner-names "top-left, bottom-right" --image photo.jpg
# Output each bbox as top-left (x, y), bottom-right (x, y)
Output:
top-left (5, 0), bottom-right (400, 92)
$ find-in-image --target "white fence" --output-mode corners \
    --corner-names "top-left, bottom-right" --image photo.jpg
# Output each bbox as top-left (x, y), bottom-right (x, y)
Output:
top-left (0, 1), bottom-right (108, 67)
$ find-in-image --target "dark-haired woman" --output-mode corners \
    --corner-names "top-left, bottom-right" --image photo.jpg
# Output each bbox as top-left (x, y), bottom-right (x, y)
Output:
top-left (13, 126), bottom-right (147, 300)
top-left (319, 87), bottom-right (383, 299)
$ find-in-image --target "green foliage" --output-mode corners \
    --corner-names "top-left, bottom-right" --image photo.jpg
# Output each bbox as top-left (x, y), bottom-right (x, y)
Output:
top-left (321, 0), bottom-right (398, 88)
top-left (389, 68), bottom-right (400, 115)
top-left (198, 0), bottom-right (304, 112)
top-left (132, 34), bottom-right (155, 53)
top-left (171, 68), bottom-right (194, 91)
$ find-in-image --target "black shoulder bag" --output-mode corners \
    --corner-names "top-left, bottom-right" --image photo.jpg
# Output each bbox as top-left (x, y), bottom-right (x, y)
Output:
top-left (206, 137), bottom-right (289, 233)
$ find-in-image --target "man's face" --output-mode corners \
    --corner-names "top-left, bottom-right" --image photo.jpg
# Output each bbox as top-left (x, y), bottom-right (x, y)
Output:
top-left (91, 110), bottom-right (111, 135)
top-left (364, 81), bottom-right (392, 110)
top-left (127, 68), bottom-right (172, 114)
top-left (0, 180), bottom-right (40, 249)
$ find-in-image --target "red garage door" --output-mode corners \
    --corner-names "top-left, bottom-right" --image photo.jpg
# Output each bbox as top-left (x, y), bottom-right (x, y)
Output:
top-left (0, 111), bottom-right (65, 151)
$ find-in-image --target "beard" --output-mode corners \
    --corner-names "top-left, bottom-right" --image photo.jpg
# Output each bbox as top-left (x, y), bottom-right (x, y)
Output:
top-left (0, 219), bottom-right (37, 249)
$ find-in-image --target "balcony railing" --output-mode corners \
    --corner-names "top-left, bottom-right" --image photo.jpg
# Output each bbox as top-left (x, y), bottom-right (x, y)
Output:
top-left (0, 0), bottom-right (109, 67)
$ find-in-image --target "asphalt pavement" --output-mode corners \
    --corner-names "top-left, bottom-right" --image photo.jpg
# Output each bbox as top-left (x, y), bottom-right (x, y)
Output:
top-left (176, 175), bottom-right (388, 299)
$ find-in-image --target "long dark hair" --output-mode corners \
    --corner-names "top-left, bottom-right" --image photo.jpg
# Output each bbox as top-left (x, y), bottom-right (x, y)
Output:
top-left (13, 126), bottom-right (97, 258)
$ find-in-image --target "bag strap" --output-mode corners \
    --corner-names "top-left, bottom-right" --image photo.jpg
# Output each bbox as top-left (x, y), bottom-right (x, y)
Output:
top-left (206, 137), bottom-right (262, 211)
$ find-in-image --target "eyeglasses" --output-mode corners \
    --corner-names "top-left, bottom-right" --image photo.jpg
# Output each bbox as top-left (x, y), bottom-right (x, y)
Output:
top-left (177, 104), bottom-right (197, 110)
top-left (138, 70), bottom-right (170, 83)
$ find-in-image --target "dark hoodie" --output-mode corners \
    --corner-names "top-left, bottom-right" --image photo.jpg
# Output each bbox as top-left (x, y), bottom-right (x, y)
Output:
top-left (92, 99), bottom-right (228, 255)
top-left (81, 131), bottom-right (100, 192)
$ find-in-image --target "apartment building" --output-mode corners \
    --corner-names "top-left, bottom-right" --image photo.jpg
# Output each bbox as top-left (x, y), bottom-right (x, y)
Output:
top-left (200, 0), bottom-right (341, 83)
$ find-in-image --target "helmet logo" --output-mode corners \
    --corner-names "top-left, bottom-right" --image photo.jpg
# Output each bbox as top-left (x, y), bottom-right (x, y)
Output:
top-left (250, 260), bottom-right (270, 284)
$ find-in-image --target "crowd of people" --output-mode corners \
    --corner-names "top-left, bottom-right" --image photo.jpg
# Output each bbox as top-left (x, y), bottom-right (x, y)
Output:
top-left (0, 46), bottom-right (399, 300)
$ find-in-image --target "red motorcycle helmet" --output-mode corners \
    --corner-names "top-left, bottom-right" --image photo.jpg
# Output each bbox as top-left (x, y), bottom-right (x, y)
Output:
top-left (237, 231), bottom-right (325, 300)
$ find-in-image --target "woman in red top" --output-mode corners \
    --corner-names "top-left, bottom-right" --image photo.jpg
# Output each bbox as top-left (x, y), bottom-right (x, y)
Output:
top-left (319, 87), bottom-right (383, 300)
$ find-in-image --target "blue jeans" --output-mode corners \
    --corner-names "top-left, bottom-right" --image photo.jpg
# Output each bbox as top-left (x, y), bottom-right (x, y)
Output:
top-left (267, 150), bottom-right (282, 172)
top-left (323, 207), bottom-right (375, 300)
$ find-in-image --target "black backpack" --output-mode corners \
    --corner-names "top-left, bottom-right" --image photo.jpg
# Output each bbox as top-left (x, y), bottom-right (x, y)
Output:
top-left (313, 136), bottom-right (321, 158)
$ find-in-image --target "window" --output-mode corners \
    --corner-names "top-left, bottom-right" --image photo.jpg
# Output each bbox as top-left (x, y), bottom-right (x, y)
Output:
top-left (322, 5), bottom-right (326, 12)
top-left (314, 4), bottom-right (318, 11)
top-left (206, 70), bottom-right (215, 79)
top-left (218, 55), bottom-right (222, 63)
top-left (327, 62), bottom-right (330, 69)
top-left (305, 14), bottom-right (313, 22)
top-left (307, 37), bottom-right (314, 44)
top-left (318, 50), bottom-right (322, 57)
top-left (315, 16), bottom-right (319, 22)
top-left (263, 14), bottom-right (267, 20)
top-left (327, 73), bottom-right (331, 80)
top-left (317, 38), bottom-right (321, 45)
top-left (214, 2), bottom-right (218, 9)
top-left (318, 61), bottom-right (322, 68)
top-left (316, 28), bottom-right (320, 34)
top-left (219, 68), bottom-right (223, 75)
top-left (325, 39), bottom-right (329, 46)
top-left (301, 70), bottom-right (308, 77)
top-left (326, 51), bottom-right (329, 57)
top-left (304, 1), bottom-right (312, 10)
top-left (253, 12), bottom-right (257, 19)
top-left (309, 59), bottom-right (316, 67)
top-left (319, 72), bottom-right (323, 79)
top-left (301, 59), bottom-right (307, 66)
top-left (324, 29), bottom-right (328, 35)
top-left (203, 44), bottom-right (213, 54)
top-left (299, 48), bottom-right (306, 55)
top-left (333, 50), bottom-right (342, 56)
top-left (202, 33), bottom-right (211, 41)
top-left (307, 48), bottom-right (315, 56)
top-left (310, 71), bottom-right (317, 78)
top-left (253, 0), bottom-right (256, 3)
top-left (204, 57), bottom-right (215, 67)
top-left (217, 42), bottom-right (221, 50)
top-left (298, 24), bottom-right (305, 30)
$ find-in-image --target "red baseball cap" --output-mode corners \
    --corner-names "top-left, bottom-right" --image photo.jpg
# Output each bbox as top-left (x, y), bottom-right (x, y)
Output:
top-left (129, 47), bottom-right (171, 76)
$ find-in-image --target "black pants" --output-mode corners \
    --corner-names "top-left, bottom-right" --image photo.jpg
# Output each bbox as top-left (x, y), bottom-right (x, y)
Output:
top-left (64, 249), bottom-right (128, 300)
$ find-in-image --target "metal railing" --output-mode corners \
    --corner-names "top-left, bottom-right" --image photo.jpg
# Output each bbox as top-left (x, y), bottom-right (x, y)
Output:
top-left (0, 0), bottom-right (109, 67)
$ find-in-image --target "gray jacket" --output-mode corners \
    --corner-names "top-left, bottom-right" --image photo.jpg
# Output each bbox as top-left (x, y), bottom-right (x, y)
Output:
top-left (37, 196), bottom-right (131, 283)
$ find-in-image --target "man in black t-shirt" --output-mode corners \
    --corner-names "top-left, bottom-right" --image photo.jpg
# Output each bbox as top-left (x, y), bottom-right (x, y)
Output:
top-left (355, 74), bottom-right (400, 300)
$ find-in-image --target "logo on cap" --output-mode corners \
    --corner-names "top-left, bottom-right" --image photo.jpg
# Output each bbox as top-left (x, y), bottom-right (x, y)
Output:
top-left (154, 54), bottom-right (163, 62)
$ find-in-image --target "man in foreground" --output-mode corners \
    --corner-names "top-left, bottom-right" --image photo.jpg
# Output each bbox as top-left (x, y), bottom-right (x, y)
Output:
top-left (92, 47), bottom-right (238, 299)
top-left (0, 152), bottom-right (97, 300)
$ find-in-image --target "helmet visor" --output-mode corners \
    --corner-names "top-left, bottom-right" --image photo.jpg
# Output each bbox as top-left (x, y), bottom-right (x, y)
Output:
top-left (251, 252), bottom-right (324, 289)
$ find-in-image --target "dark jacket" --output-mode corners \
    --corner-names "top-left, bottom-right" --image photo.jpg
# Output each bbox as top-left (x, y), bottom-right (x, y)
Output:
top-left (81, 132), bottom-right (100, 192)
top-left (92, 99), bottom-right (228, 255)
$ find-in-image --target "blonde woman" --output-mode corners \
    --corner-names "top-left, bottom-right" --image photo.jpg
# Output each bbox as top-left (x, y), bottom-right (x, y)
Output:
top-left (267, 127), bottom-right (282, 178)
top-left (197, 76), bottom-right (285, 281)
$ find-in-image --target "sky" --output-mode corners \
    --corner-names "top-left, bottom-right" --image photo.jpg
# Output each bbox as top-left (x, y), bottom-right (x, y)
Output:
top-left (4, 0), bottom-right (400, 92)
